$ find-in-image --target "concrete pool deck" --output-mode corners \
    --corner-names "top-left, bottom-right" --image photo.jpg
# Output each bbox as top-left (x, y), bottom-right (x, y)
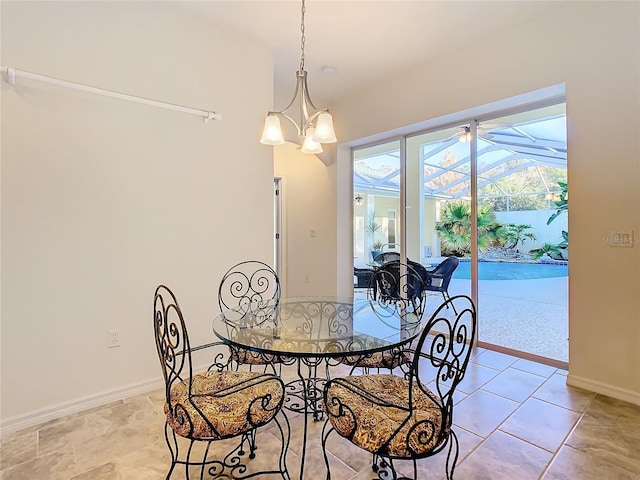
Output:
top-left (355, 275), bottom-right (569, 364)
top-left (440, 276), bottom-right (568, 363)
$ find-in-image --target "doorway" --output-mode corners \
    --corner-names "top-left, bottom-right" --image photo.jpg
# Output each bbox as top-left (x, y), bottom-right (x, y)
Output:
top-left (274, 177), bottom-right (282, 281)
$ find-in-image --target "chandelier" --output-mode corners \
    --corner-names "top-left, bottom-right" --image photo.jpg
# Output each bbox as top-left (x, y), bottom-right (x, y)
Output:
top-left (260, 0), bottom-right (336, 154)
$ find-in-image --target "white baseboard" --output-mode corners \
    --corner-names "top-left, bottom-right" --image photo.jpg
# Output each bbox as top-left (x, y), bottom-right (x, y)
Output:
top-left (567, 373), bottom-right (640, 406)
top-left (0, 362), bottom-right (220, 438)
top-left (1, 376), bottom-right (164, 438)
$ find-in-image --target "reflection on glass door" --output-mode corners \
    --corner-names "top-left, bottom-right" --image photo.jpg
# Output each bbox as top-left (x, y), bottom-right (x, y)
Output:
top-left (353, 140), bottom-right (401, 267)
top-left (405, 126), bottom-right (473, 313)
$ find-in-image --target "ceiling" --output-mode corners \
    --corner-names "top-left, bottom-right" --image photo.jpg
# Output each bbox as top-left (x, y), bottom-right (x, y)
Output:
top-left (178, 1), bottom-right (557, 107)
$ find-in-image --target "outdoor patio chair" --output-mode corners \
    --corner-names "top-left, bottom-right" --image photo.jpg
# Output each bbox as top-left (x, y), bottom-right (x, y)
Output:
top-left (153, 285), bottom-right (290, 480)
top-left (354, 266), bottom-right (375, 289)
top-left (322, 295), bottom-right (477, 480)
top-left (372, 251), bottom-right (401, 264)
top-left (368, 260), bottom-right (427, 318)
top-left (423, 256), bottom-right (459, 305)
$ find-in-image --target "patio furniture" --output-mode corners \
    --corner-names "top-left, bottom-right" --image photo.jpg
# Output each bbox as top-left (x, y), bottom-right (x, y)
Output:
top-left (372, 251), bottom-right (401, 264)
top-left (368, 260), bottom-right (427, 318)
top-left (153, 285), bottom-right (290, 480)
top-left (354, 266), bottom-right (374, 288)
top-left (423, 256), bottom-right (459, 305)
top-left (321, 295), bottom-right (477, 480)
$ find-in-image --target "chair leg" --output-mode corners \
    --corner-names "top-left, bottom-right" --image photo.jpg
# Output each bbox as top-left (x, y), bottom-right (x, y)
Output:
top-left (321, 421), bottom-right (335, 480)
top-left (445, 430), bottom-right (460, 480)
top-left (372, 454), bottom-right (396, 478)
top-left (164, 422), bottom-right (178, 480)
top-left (239, 430), bottom-right (258, 458)
top-left (273, 409), bottom-right (292, 480)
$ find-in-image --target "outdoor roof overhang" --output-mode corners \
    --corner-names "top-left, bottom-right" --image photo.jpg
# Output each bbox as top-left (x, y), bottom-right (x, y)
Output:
top-left (354, 113), bottom-right (567, 201)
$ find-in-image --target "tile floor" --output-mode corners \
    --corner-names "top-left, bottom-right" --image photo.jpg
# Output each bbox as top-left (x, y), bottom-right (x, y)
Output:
top-left (2, 348), bottom-right (639, 480)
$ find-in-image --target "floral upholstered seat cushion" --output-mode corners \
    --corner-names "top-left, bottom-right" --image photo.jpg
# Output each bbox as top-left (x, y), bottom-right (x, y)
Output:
top-left (325, 374), bottom-right (447, 457)
top-left (165, 370), bottom-right (283, 440)
top-left (232, 347), bottom-right (279, 365)
top-left (341, 349), bottom-right (411, 369)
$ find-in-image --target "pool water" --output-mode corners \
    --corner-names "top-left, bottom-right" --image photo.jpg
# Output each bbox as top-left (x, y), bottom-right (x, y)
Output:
top-left (452, 261), bottom-right (568, 280)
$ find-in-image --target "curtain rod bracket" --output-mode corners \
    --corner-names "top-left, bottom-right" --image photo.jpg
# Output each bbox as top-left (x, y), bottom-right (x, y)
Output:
top-left (4, 67), bottom-right (16, 85)
top-left (204, 111), bottom-right (222, 123)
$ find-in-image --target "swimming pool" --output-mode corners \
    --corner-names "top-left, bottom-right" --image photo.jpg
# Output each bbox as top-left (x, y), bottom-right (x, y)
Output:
top-left (452, 261), bottom-right (568, 280)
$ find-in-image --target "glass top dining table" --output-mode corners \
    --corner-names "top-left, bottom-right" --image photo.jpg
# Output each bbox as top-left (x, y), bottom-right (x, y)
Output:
top-left (211, 296), bottom-right (422, 361)
top-left (212, 296), bottom-right (423, 480)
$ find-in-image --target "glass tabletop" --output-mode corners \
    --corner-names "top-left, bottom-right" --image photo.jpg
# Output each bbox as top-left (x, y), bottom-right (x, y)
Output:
top-left (212, 297), bottom-right (422, 358)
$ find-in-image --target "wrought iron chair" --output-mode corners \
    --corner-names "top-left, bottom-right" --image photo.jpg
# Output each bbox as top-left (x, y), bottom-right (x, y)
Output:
top-left (218, 260), bottom-right (287, 372)
top-left (341, 261), bottom-right (426, 374)
top-left (322, 295), bottom-right (477, 480)
top-left (423, 256), bottom-right (459, 305)
top-left (154, 285), bottom-right (290, 480)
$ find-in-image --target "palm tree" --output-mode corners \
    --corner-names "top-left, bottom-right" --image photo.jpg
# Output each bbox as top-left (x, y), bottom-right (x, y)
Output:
top-left (436, 202), bottom-right (499, 256)
top-left (496, 223), bottom-right (537, 250)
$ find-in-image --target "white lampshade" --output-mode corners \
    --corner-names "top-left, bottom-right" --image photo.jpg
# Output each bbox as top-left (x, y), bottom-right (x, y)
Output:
top-left (301, 127), bottom-right (323, 154)
top-left (260, 115), bottom-right (285, 145)
top-left (312, 112), bottom-right (337, 143)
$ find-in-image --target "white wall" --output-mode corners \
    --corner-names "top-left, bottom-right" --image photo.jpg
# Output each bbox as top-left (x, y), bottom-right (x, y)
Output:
top-left (274, 142), bottom-right (337, 297)
top-left (334, 2), bottom-right (640, 403)
top-left (494, 210), bottom-right (568, 253)
top-left (1, 2), bottom-right (275, 428)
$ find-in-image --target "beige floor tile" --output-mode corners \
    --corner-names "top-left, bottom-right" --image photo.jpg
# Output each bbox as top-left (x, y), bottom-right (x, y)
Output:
top-left (511, 358), bottom-right (558, 378)
top-left (481, 367), bottom-right (547, 402)
top-left (38, 397), bottom-right (161, 457)
top-left (543, 445), bottom-right (637, 480)
top-left (0, 430), bottom-right (37, 470)
top-left (454, 390), bottom-right (520, 437)
top-left (566, 395), bottom-right (640, 474)
top-left (472, 350), bottom-right (520, 370)
top-left (454, 362), bottom-right (501, 394)
top-left (73, 420), bottom-right (164, 472)
top-left (454, 430), bottom-right (552, 480)
top-left (533, 372), bottom-right (595, 412)
top-left (71, 462), bottom-right (122, 480)
top-left (499, 397), bottom-right (580, 452)
top-left (0, 448), bottom-right (77, 480)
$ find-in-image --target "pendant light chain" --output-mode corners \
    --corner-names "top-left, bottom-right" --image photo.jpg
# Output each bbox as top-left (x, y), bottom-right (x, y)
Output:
top-left (299, 0), bottom-right (306, 72)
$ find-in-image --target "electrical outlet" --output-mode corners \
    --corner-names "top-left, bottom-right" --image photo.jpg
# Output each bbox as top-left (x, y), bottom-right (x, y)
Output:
top-left (108, 329), bottom-right (120, 348)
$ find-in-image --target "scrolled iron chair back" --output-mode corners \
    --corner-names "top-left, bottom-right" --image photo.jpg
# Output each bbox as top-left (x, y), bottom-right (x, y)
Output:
top-left (154, 285), bottom-right (192, 407)
top-left (218, 261), bottom-right (281, 324)
top-left (410, 295), bottom-right (477, 425)
top-left (367, 260), bottom-right (426, 319)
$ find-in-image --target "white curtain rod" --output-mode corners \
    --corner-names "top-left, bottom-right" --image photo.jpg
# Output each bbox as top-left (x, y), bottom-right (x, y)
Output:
top-left (1, 66), bottom-right (222, 123)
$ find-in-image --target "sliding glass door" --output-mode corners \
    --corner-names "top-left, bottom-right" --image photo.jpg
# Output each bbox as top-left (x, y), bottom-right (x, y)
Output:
top-left (472, 105), bottom-right (568, 364)
top-left (352, 101), bottom-right (568, 366)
